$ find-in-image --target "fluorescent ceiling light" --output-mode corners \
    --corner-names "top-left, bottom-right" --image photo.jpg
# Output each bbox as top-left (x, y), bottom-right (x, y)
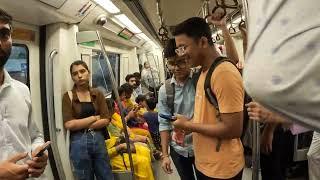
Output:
top-left (114, 14), bottom-right (142, 34)
top-left (111, 17), bottom-right (125, 28)
top-left (94, 0), bottom-right (120, 14)
top-left (136, 33), bottom-right (150, 42)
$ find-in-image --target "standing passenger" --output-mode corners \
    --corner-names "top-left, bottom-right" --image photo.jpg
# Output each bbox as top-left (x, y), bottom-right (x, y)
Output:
top-left (173, 17), bottom-right (244, 180)
top-left (158, 39), bottom-right (199, 180)
top-left (62, 60), bottom-right (114, 180)
top-left (0, 8), bottom-right (49, 180)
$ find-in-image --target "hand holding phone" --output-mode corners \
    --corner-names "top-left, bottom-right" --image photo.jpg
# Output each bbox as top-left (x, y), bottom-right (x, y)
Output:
top-left (159, 114), bottom-right (176, 121)
top-left (35, 141), bottom-right (51, 157)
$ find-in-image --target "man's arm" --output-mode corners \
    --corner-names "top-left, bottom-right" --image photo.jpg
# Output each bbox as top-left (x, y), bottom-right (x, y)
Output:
top-left (239, 23), bottom-right (248, 55)
top-left (27, 92), bottom-right (48, 178)
top-left (157, 85), bottom-right (173, 156)
top-left (27, 97), bottom-right (44, 152)
top-left (246, 102), bottom-right (290, 124)
top-left (160, 131), bottom-right (171, 157)
top-left (157, 85), bottom-right (174, 174)
top-left (0, 153), bottom-right (29, 179)
top-left (176, 112), bottom-right (243, 139)
top-left (208, 15), bottom-right (240, 65)
top-left (221, 25), bottom-right (240, 65)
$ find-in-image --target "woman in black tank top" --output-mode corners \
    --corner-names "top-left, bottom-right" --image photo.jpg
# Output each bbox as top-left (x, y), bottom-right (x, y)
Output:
top-left (62, 61), bottom-right (114, 180)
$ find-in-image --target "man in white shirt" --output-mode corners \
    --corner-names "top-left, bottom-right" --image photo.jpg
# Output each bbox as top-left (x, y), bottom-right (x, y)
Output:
top-left (243, 0), bottom-right (320, 131)
top-left (0, 8), bottom-right (49, 179)
top-left (141, 62), bottom-right (160, 91)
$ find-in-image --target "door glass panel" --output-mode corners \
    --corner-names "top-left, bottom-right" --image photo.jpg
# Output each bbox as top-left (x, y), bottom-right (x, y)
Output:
top-left (91, 51), bottom-right (120, 96)
top-left (4, 44), bottom-right (29, 87)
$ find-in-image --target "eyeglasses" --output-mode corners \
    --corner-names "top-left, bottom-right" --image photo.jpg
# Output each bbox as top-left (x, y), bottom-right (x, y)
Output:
top-left (175, 45), bottom-right (188, 57)
top-left (167, 60), bottom-right (187, 69)
top-left (0, 28), bottom-right (11, 42)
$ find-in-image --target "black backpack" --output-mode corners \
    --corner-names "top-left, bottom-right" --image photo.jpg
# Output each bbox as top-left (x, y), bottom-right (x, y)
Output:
top-left (164, 56), bottom-right (251, 152)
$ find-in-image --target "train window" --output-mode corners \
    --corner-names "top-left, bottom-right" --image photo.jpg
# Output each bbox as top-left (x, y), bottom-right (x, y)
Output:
top-left (4, 44), bottom-right (29, 87)
top-left (92, 51), bottom-right (120, 96)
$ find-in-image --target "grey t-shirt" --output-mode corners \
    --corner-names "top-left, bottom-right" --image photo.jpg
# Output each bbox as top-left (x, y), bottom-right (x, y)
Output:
top-left (243, 0), bottom-right (320, 130)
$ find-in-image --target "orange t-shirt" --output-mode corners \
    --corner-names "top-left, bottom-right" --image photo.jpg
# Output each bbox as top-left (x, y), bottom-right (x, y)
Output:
top-left (193, 61), bottom-right (245, 179)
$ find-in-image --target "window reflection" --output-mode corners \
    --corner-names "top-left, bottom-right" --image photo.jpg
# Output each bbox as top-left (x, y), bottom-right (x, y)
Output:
top-left (5, 44), bottom-right (29, 87)
top-left (92, 51), bottom-right (120, 96)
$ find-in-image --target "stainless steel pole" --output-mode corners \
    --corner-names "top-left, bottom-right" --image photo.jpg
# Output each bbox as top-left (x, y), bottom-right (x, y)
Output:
top-left (96, 31), bottom-right (135, 179)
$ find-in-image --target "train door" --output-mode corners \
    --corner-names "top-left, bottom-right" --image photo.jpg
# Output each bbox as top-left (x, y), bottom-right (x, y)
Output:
top-left (9, 21), bottom-right (55, 179)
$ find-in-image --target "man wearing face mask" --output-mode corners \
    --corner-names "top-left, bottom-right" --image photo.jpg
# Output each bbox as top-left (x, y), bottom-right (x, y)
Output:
top-left (0, 8), bottom-right (49, 180)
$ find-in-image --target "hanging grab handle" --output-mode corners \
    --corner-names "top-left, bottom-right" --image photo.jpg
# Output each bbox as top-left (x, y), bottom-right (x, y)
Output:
top-left (229, 27), bottom-right (236, 34)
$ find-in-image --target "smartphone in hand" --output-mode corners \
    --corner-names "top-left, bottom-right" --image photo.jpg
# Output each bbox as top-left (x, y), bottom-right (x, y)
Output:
top-left (35, 142), bottom-right (51, 157)
top-left (159, 114), bottom-right (176, 121)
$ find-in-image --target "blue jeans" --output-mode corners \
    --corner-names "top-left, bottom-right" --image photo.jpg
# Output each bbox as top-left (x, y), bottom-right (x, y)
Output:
top-left (70, 131), bottom-right (114, 180)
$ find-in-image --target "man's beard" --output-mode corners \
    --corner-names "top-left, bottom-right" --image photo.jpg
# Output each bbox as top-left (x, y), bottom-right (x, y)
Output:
top-left (0, 48), bottom-right (11, 69)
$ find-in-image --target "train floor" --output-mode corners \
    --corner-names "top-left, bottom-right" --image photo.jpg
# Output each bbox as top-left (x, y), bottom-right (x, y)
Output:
top-left (153, 159), bottom-right (308, 180)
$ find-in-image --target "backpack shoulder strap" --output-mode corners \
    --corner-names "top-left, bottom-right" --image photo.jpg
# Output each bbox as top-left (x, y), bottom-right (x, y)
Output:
top-left (164, 79), bottom-right (175, 115)
top-left (191, 68), bottom-right (201, 88)
top-left (203, 56), bottom-right (231, 152)
top-left (67, 90), bottom-right (73, 102)
top-left (204, 57), bottom-right (230, 108)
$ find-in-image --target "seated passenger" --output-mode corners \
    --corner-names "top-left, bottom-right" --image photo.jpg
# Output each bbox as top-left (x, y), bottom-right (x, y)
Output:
top-left (125, 74), bottom-right (138, 101)
top-left (106, 136), bottom-right (154, 180)
top-left (62, 60), bottom-right (113, 180)
top-left (120, 83), bottom-right (135, 111)
top-left (133, 72), bottom-right (151, 97)
top-left (106, 96), bottom-right (161, 159)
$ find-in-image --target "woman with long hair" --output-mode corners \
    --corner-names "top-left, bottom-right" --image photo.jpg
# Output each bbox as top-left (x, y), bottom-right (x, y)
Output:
top-left (62, 60), bottom-right (114, 180)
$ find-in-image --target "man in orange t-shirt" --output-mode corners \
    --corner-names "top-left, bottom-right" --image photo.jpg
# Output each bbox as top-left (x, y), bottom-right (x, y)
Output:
top-left (172, 16), bottom-right (245, 180)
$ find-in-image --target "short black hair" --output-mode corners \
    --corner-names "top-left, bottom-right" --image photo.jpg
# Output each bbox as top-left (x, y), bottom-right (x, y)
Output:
top-left (125, 74), bottom-right (135, 82)
top-left (146, 98), bottom-right (157, 110)
top-left (173, 17), bottom-right (213, 46)
top-left (120, 83), bottom-right (133, 94)
top-left (70, 60), bottom-right (89, 75)
top-left (163, 39), bottom-right (177, 59)
top-left (135, 95), bottom-right (146, 104)
top-left (111, 86), bottom-right (125, 100)
top-left (0, 8), bottom-right (12, 30)
top-left (133, 72), bottom-right (141, 79)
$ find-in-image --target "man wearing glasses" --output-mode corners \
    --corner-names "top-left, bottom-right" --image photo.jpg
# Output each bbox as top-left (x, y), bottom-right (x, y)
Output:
top-left (158, 38), bottom-right (200, 180)
top-left (172, 16), bottom-right (245, 180)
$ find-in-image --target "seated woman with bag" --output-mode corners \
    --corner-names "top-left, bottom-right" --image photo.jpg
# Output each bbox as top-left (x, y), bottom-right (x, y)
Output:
top-left (105, 98), bottom-right (155, 180)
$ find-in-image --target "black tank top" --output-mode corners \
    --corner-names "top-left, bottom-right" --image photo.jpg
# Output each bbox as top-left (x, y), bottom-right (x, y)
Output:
top-left (78, 102), bottom-right (96, 118)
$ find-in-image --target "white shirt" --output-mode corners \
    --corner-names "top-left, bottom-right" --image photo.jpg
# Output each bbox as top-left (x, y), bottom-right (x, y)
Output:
top-left (243, 0), bottom-right (320, 130)
top-left (0, 70), bottom-right (44, 164)
top-left (141, 68), bottom-right (160, 88)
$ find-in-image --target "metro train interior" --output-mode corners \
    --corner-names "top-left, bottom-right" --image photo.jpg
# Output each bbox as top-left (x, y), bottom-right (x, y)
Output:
top-left (0, 0), bottom-right (317, 180)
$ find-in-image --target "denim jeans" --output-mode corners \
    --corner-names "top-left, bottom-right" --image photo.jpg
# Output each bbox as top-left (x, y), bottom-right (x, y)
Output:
top-left (70, 131), bottom-right (114, 180)
top-left (170, 147), bottom-right (200, 180)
